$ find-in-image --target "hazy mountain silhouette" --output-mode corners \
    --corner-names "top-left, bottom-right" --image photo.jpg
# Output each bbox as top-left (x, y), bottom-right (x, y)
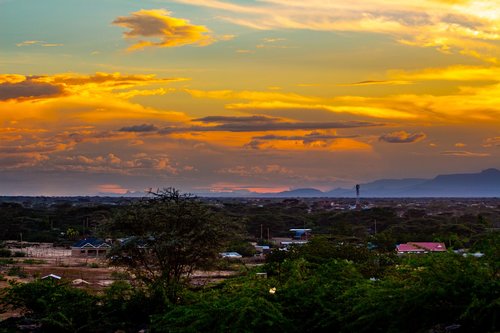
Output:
top-left (270, 188), bottom-right (324, 197)
top-left (229, 168), bottom-right (500, 197)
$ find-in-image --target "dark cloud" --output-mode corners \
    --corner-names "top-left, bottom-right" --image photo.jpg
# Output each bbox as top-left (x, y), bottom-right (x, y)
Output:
top-left (0, 77), bottom-right (63, 101)
top-left (193, 115), bottom-right (281, 123)
top-left (246, 132), bottom-right (358, 149)
top-left (119, 124), bottom-right (159, 132)
top-left (203, 120), bottom-right (380, 132)
top-left (252, 132), bottom-right (356, 143)
top-left (379, 131), bottom-right (426, 143)
top-left (133, 116), bottom-right (383, 135)
top-left (337, 80), bottom-right (412, 87)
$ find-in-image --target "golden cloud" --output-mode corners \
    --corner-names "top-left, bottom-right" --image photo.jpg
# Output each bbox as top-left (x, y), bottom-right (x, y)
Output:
top-left (173, 0), bottom-right (500, 62)
top-left (482, 136), bottom-right (500, 147)
top-left (440, 150), bottom-right (490, 157)
top-left (112, 9), bottom-right (215, 50)
top-left (0, 72), bottom-right (186, 102)
top-left (185, 89), bottom-right (317, 103)
top-left (390, 65), bottom-right (500, 81)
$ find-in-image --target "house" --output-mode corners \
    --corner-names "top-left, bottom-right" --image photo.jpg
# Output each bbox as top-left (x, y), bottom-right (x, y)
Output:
top-left (396, 242), bottom-right (447, 254)
top-left (289, 228), bottom-right (312, 240)
top-left (220, 252), bottom-right (242, 259)
top-left (71, 237), bottom-right (111, 258)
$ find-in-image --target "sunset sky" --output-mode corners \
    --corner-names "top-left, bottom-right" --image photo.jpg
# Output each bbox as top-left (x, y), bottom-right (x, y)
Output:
top-left (1, 0), bottom-right (499, 195)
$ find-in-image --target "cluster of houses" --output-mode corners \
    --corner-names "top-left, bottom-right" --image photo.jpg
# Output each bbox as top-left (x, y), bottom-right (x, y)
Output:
top-left (70, 234), bottom-right (452, 259)
top-left (396, 242), bottom-right (447, 254)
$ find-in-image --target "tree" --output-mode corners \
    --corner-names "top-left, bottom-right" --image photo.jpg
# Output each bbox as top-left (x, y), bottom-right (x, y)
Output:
top-left (107, 188), bottom-right (238, 301)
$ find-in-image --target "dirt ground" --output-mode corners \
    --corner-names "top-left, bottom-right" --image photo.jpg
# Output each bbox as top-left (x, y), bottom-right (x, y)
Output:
top-left (1, 244), bottom-right (243, 320)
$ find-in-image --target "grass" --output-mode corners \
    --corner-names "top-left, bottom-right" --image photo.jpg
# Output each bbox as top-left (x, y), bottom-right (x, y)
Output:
top-left (7, 266), bottom-right (28, 278)
top-left (0, 258), bottom-right (15, 265)
top-left (23, 259), bottom-right (47, 265)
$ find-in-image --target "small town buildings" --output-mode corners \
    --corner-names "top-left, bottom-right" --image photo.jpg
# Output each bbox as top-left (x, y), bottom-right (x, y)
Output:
top-left (220, 252), bottom-right (243, 259)
top-left (396, 242), bottom-right (447, 254)
top-left (290, 228), bottom-right (312, 240)
top-left (71, 237), bottom-right (111, 258)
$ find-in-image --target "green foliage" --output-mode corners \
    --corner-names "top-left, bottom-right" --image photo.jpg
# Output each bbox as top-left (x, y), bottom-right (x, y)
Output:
top-left (152, 279), bottom-right (291, 333)
top-left (0, 280), bottom-right (100, 332)
top-left (12, 252), bottom-right (25, 258)
top-left (0, 248), bottom-right (11, 257)
top-left (224, 239), bottom-right (255, 257)
top-left (6, 266), bottom-right (27, 278)
top-left (338, 253), bottom-right (499, 333)
top-left (22, 259), bottom-right (46, 265)
top-left (0, 258), bottom-right (14, 265)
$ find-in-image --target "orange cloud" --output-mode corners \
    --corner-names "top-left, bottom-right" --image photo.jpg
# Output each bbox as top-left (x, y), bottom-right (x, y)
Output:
top-left (0, 72), bottom-right (185, 102)
top-left (96, 184), bottom-right (129, 195)
top-left (205, 182), bottom-right (290, 194)
top-left (440, 150), bottom-right (490, 157)
top-left (185, 89), bottom-right (317, 103)
top-left (390, 65), bottom-right (500, 81)
top-left (57, 153), bottom-right (179, 175)
top-left (482, 136), bottom-right (500, 147)
top-left (112, 9), bottom-right (215, 50)
top-left (247, 136), bottom-right (372, 152)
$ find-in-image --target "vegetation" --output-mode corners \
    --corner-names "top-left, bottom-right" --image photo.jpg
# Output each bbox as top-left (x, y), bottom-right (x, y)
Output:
top-left (105, 188), bottom-right (239, 302)
top-left (1, 244), bottom-right (497, 332)
top-left (0, 195), bottom-right (498, 332)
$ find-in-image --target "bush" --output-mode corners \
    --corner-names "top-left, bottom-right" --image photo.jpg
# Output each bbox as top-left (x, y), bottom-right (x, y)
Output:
top-left (13, 251), bottom-right (25, 258)
top-left (1, 280), bottom-right (100, 332)
top-left (0, 258), bottom-right (14, 265)
top-left (23, 259), bottom-right (46, 265)
top-left (0, 248), bottom-right (11, 257)
top-left (7, 266), bottom-right (28, 278)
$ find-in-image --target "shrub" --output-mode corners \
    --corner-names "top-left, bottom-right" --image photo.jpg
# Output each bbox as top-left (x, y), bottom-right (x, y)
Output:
top-left (23, 259), bottom-right (46, 265)
top-left (0, 248), bottom-right (11, 257)
top-left (7, 266), bottom-right (28, 278)
top-left (0, 258), bottom-right (14, 265)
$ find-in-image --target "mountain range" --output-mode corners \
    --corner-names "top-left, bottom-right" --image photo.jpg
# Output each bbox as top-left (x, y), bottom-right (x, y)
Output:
top-left (204, 168), bottom-right (500, 198)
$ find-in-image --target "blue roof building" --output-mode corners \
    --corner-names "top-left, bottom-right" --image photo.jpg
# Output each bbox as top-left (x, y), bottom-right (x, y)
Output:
top-left (71, 237), bottom-right (111, 258)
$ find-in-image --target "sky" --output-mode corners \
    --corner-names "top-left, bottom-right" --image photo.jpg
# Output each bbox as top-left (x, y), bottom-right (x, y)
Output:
top-left (0, 0), bottom-right (499, 195)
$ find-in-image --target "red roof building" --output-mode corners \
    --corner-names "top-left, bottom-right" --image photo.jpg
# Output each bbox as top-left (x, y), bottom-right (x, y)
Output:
top-left (396, 242), bottom-right (446, 254)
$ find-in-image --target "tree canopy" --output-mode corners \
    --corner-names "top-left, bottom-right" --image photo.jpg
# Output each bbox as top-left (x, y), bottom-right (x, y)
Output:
top-left (106, 188), bottom-right (238, 301)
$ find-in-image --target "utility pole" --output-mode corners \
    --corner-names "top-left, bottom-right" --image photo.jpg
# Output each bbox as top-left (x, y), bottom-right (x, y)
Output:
top-left (260, 224), bottom-right (263, 240)
top-left (267, 228), bottom-right (270, 242)
top-left (374, 219), bottom-right (377, 234)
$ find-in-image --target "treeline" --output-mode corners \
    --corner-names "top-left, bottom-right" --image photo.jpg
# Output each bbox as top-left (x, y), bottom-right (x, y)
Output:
top-left (0, 202), bottom-right (115, 243)
top-left (0, 198), bottom-right (498, 251)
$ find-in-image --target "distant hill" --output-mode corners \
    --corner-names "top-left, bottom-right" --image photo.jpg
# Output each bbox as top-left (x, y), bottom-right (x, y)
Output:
top-left (270, 188), bottom-right (324, 197)
top-left (325, 178), bottom-right (427, 197)
top-left (209, 168), bottom-right (500, 198)
top-left (405, 168), bottom-right (500, 197)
